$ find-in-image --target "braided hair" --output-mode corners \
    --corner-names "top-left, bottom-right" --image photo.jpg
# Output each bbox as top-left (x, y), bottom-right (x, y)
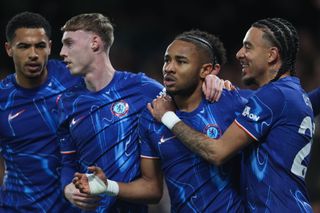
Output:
top-left (252, 18), bottom-right (299, 81)
top-left (175, 29), bottom-right (227, 66)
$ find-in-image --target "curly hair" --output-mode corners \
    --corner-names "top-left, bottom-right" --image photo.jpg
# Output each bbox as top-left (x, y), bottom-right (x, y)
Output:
top-left (175, 29), bottom-right (227, 66)
top-left (6, 11), bottom-right (51, 42)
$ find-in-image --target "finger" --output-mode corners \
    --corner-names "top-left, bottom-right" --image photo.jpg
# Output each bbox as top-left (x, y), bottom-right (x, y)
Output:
top-left (147, 103), bottom-right (154, 115)
top-left (73, 191), bottom-right (101, 200)
top-left (206, 77), bottom-right (217, 102)
top-left (202, 83), bottom-right (207, 100)
top-left (214, 79), bottom-right (224, 101)
top-left (72, 176), bottom-right (78, 184)
top-left (164, 94), bottom-right (172, 101)
top-left (74, 173), bottom-right (83, 179)
top-left (74, 200), bottom-right (100, 211)
top-left (224, 80), bottom-right (233, 90)
top-left (79, 187), bottom-right (90, 194)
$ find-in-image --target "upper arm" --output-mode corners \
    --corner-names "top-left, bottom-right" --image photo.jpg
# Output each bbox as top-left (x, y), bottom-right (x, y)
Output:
top-left (57, 122), bottom-right (78, 187)
top-left (118, 158), bottom-right (163, 203)
top-left (140, 158), bottom-right (163, 187)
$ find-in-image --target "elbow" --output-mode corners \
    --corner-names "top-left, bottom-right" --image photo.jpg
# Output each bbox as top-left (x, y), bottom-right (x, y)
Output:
top-left (146, 189), bottom-right (163, 204)
top-left (149, 182), bottom-right (163, 204)
top-left (148, 194), bottom-right (162, 204)
top-left (141, 181), bottom-right (163, 204)
top-left (206, 152), bottom-right (228, 166)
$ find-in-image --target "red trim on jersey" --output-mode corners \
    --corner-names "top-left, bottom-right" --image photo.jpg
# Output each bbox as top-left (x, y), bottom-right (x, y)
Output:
top-left (234, 120), bottom-right (258, 141)
top-left (60, 150), bottom-right (76, 154)
top-left (140, 155), bottom-right (160, 159)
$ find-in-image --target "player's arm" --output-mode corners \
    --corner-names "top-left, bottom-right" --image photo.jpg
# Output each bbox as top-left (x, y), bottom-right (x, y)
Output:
top-left (148, 95), bottom-right (253, 165)
top-left (74, 158), bottom-right (163, 204)
top-left (58, 123), bottom-right (101, 210)
top-left (170, 120), bottom-right (252, 165)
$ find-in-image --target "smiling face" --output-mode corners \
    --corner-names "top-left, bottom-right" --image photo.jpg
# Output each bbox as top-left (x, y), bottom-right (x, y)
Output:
top-left (5, 28), bottom-right (51, 88)
top-left (162, 39), bottom-right (205, 97)
top-left (236, 27), bottom-right (274, 87)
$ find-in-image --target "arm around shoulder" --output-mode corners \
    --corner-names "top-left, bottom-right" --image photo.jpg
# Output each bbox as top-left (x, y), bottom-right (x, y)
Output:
top-left (171, 120), bottom-right (252, 166)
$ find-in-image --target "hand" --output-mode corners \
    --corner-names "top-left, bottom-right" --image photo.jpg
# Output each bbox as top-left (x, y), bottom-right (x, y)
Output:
top-left (147, 94), bottom-right (176, 122)
top-left (73, 166), bottom-right (108, 194)
top-left (202, 74), bottom-right (235, 102)
top-left (64, 182), bottom-right (101, 211)
top-left (224, 80), bottom-right (235, 91)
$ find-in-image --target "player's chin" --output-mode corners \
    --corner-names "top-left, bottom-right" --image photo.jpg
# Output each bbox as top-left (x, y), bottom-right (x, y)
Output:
top-left (165, 88), bottom-right (177, 96)
top-left (242, 76), bottom-right (256, 86)
top-left (25, 70), bottom-right (44, 78)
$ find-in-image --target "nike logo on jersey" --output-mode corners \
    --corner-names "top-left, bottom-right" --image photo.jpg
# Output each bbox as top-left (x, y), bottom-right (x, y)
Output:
top-left (159, 135), bottom-right (176, 144)
top-left (8, 109), bottom-right (25, 121)
top-left (71, 116), bottom-right (84, 126)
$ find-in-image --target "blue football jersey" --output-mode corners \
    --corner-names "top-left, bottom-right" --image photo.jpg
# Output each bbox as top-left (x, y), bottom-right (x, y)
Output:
top-left (57, 71), bottom-right (163, 212)
top-left (235, 76), bottom-right (314, 212)
top-left (139, 90), bottom-right (246, 212)
top-left (0, 60), bottom-right (80, 212)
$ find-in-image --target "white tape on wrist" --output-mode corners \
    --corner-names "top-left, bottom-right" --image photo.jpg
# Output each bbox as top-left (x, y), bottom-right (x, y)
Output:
top-left (161, 111), bottom-right (181, 130)
top-left (86, 174), bottom-right (119, 196)
top-left (105, 179), bottom-right (120, 196)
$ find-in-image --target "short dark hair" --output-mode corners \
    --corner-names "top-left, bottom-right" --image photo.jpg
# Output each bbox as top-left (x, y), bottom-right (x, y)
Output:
top-left (175, 29), bottom-right (227, 66)
top-left (252, 17), bottom-right (299, 79)
top-left (5, 11), bottom-right (51, 42)
top-left (61, 13), bottom-right (114, 51)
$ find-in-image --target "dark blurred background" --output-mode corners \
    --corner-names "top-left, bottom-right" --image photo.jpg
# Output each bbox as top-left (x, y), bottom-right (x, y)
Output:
top-left (0, 0), bottom-right (319, 211)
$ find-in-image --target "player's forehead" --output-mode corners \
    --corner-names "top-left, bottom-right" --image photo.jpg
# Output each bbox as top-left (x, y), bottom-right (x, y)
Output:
top-left (11, 28), bottom-right (49, 44)
top-left (61, 30), bottom-right (93, 43)
top-left (166, 40), bottom-right (198, 57)
top-left (243, 27), bottom-right (270, 48)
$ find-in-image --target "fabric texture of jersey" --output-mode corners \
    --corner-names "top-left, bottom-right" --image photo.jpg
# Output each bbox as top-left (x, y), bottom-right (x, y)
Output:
top-left (0, 60), bottom-right (80, 212)
top-left (140, 90), bottom-right (246, 212)
top-left (235, 76), bottom-right (314, 212)
top-left (57, 71), bottom-right (163, 213)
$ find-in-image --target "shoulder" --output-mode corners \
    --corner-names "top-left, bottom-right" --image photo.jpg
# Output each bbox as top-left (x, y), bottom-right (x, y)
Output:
top-left (255, 82), bottom-right (285, 102)
top-left (0, 74), bottom-right (15, 91)
top-left (120, 71), bottom-right (162, 87)
top-left (219, 89), bottom-right (247, 107)
top-left (117, 71), bottom-right (164, 97)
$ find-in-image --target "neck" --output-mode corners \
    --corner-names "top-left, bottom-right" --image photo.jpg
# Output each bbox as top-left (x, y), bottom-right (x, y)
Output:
top-left (173, 87), bottom-right (203, 112)
top-left (15, 70), bottom-right (48, 89)
top-left (84, 55), bottom-right (115, 92)
top-left (259, 70), bottom-right (290, 87)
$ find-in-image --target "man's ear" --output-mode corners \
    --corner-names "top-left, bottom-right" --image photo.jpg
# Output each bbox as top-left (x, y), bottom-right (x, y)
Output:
top-left (268, 47), bottom-right (280, 63)
top-left (90, 35), bottom-right (100, 52)
top-left (201, 63), bottom-right (221, 78)
top-left (48, 40), bottom-right (52, 56)
top-left (5, 42), bottom-right (13, 57)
